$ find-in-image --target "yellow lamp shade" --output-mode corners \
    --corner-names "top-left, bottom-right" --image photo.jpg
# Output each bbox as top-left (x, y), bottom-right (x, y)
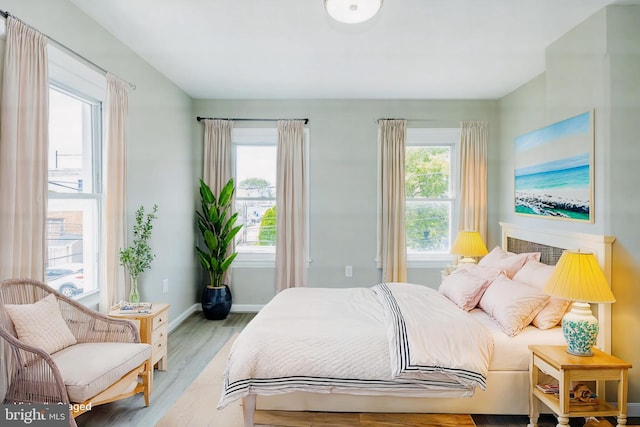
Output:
top-left (543, 250), bottom-right (615, 303)
top-left (450, 231), bottom-right (489, 257)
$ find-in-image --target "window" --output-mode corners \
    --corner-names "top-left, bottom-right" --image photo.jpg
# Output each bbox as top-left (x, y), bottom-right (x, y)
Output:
top-left (405, 128), bottom-right (460, 265)
top-left (232, 128), bottom-right (309, 266)
top-left (233, 129), bottom-right (277, 265)
top-left (46, 49), bottom-right (104, 299)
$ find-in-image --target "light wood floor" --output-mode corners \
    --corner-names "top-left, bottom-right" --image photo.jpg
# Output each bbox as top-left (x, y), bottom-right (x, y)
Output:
top-left (75, 312), bottom-right (637, 427)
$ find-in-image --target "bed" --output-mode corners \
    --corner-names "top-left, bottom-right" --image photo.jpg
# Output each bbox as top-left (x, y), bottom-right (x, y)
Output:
top-left (218, 222), bottom-right (615, 426)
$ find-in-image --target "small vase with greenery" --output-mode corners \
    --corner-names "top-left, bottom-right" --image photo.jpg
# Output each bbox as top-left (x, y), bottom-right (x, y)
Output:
top-left (119, 204), bottom-right (158, 303)
top-left (196, 178), bottom-right (242, 319)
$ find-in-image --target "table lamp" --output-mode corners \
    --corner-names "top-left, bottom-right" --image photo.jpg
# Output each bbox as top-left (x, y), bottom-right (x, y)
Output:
top-left (543, 250), bottom-right (615, 356)
top-left (450, 230), bottom-right (488, 264)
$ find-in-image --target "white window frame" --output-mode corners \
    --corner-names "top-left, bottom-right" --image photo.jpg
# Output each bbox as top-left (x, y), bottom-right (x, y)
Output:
top-left (47, 46), bottom-right (105, 307)
top-left (231, 127), bottom-right (310, 268)
top-left (405, 128), bottom-right (460, 268)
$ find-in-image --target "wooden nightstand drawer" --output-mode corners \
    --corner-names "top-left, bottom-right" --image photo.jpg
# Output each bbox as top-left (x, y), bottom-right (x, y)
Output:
top-left (152, 322), bottom-right (168, 343)
top-left (152, 311), bottom-right (167, 331)
top-left (151, 328), bottom-right (168, 366)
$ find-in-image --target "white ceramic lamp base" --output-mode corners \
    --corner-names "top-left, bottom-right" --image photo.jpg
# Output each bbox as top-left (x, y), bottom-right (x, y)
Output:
top-left (561, 302), bottom-right (599, 356)
top-left (458, 257), bottom-right (477, 265)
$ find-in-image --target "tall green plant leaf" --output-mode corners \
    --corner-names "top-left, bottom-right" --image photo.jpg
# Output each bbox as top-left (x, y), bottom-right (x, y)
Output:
top-left (218, 178), bottom-right (235, 207)
top-left (196, 178), bottom-right (242, 288)
top-left (220, 252), bottom-right (238, 271)
top-left (199, 179), bottom-right (215, 204)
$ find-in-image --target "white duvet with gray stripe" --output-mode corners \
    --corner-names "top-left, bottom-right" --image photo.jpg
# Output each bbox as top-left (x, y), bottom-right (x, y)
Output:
top-left (217, 282), bottom-right (493, 409)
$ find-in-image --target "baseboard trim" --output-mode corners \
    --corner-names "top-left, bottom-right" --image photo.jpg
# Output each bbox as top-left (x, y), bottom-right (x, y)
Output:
top-left (627, 402), bottom-right (640, 417)
top-left (169, 303), bottom-right (262, 332)
top-left (231, 304), bottom-right (264, 313)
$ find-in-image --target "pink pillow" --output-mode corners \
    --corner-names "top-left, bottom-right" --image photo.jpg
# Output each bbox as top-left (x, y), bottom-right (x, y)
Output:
top-left (478, 246), bottom-right (540, 278)
top-left (479, 274), bottom-right (549, 337)
top-left (455, 264), bottom-right (504, 282)
top-left (439, 269), bottom-right (493, 311)
top-left (513, 261), bottom-right (572, 329)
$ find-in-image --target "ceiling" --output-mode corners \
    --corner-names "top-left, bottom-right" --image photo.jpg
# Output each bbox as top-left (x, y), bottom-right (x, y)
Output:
top-left (70, 0), bottom-right (627, 100)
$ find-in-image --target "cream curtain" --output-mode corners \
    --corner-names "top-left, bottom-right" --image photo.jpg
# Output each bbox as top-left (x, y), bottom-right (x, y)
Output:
top-left (458, 120), bottom-right (488, 242)
top-left (203, 119), bottom-right (233, 194)
top-left (377, 120), bottom-right (407, 283)
top-left (0, 17), bottom-right (49, 281)
top-left (275, 120), bottom-right (307, 292)
top-left (202, 119), bottom-right (234, 286)
top-left (100, 74), bottom-right (130, 311)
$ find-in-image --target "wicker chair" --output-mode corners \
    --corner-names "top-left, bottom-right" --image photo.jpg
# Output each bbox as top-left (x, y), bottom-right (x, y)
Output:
top-left (0, 278), bottom-right (151, 427)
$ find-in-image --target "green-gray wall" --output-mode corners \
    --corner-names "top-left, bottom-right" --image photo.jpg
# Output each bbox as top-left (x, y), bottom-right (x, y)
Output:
top-left (0, 0), bottom-right (197, 324)
top-left (498, 4), bottom-right (640, 406)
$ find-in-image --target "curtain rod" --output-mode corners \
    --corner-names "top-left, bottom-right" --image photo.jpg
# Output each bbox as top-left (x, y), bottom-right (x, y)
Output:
top-left (0, 9), bottom-right (136, 90)
top-left (375, 118), bottom-right (445, 123)
top-left (197, 117), bottom-right (309, 125)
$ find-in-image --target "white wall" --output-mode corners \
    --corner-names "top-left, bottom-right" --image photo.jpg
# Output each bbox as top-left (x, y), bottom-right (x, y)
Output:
top-left (193, 99), bottom-right (499, 306)
top-left (0, 0), bottom-right (198, 321)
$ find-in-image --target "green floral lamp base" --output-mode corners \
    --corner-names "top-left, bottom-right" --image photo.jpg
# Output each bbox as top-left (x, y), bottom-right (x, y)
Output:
top-left (561, 302), bottom-right (599, 356)
top-left (129, 277), bottom-right (140, 303)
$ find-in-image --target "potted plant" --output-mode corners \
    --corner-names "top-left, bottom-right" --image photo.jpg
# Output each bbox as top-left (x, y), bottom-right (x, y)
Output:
top-left (196, 178), bottom-right (242, 320)
top-left (119, 204), bottom-right (158, 303)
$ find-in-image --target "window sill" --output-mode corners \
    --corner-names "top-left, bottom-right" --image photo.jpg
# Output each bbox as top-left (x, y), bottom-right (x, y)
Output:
top-left (407, 256), bottom-right (456, 269)
top-left (74, 289), bottom-right (100, 310)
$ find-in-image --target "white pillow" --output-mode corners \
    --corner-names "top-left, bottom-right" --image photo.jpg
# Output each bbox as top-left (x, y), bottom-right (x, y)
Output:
top-left (5, 293), bottom-right (77, 354)
top-left (478, 246), bottom-right (541, 278)
top-left (513, 260), bottom-right (572, 329)
top-left (478, 274), bottom-right (549, 337)
top-left (439, 269), bottom-right (494, 311)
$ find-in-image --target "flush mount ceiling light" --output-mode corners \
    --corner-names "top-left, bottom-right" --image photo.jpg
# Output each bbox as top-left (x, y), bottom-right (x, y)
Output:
top-left (324, 0), bottom-right (383, 24)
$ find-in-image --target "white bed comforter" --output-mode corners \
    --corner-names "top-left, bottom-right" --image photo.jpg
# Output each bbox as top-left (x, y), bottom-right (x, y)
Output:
top-left (218, 282), bottom-right (493, 409)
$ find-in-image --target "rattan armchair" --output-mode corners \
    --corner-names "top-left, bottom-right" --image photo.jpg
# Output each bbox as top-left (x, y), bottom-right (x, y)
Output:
top-left (0, 278), bottom-right (151, 427)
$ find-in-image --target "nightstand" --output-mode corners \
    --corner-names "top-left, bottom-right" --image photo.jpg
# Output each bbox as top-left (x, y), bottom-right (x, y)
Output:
top-left (108, 303), bottom-right (170, 393)
top-left (528, 345), bottom-right (632, 427)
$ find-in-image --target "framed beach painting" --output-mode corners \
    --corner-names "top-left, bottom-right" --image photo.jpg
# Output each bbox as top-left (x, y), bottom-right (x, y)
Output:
top-left (514, 111), bottom-right (594, 223)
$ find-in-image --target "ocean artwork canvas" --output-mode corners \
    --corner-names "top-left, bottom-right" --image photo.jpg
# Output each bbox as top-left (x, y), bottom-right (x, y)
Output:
top-left (514, 111), bottom-right (593, 222)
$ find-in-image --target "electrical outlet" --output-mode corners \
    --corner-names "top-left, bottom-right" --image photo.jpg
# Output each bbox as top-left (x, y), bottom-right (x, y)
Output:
top-left (345, 265), bottom-right (353, 277)
top-left (162, 278), bottom-right (169, 294)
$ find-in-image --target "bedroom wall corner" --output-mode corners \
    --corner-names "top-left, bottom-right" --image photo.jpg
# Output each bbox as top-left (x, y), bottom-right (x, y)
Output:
top-left (495, 73), bottom-right (547, 242)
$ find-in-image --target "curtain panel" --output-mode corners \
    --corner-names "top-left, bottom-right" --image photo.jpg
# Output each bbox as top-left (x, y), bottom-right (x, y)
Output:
top-left (275, 120), bottom-right (307, 292)
top-left (202, 119), bottom-right (234, 287)
top-left (377, 119), bottom-right (407, 283)
top-left (0, 17), bottom-right (49, 280)
top-left (100, 74), bottom-right (130, 311)
top-left (458, 120), bottom-right (488, 242)
top-left (203, 119), bottom-right (233, 195)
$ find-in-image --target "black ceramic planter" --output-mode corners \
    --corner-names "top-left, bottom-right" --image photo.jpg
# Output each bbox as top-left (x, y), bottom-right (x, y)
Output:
top-left (201, 285), bottom-right (232, 320)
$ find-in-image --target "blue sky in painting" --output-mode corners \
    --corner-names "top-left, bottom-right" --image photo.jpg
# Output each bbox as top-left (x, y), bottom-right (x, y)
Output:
top-left (515, 111), bottom-right (590, 152)
top-left (515, 152), bottom-right (589, 177)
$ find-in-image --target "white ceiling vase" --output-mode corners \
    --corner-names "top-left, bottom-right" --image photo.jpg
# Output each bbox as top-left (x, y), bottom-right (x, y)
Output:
top-left (324, 0), bottom-right (383, 24)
